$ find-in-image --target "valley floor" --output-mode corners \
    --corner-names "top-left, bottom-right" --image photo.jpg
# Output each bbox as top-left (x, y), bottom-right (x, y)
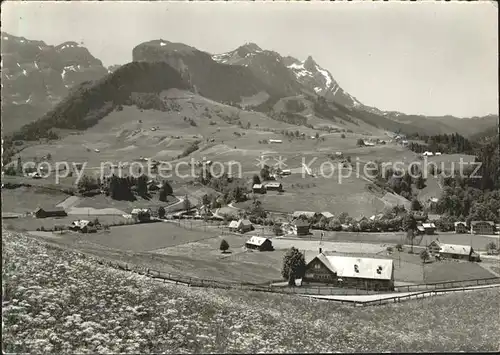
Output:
top-left (2, 230), bottom-right (499, 353)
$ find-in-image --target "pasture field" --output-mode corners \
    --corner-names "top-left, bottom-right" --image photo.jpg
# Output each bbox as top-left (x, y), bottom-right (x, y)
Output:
top-left (3, 230), bottom-right (499, 353)
top-left (423, 261), bottom-right (497, 283)
top-left (3, 215), bottom-right (131, 232)
top-left (235, 173), bottom-right (397, 216)
top-left (1, 186), bottom-right (70, 214)
top-left (79, 222), bottom-right (217, 252)
top-left (314, 230), bottom-right (498, 251)
top-left (76, 194), bottom-right (178, 212)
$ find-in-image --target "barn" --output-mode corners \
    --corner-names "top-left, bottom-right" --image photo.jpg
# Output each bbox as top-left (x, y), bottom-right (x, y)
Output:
top-left (439, 243), bottom-right (481, 262)
top-left (228, 219), bottom-right (253, 233)
top-left (292, 211), bottom-right (317, 220)
top-left (265, 182), bottom-right (283, 192)
top-left (131, 208), bottom-right (151, 222)
top-left (428, 241), bottom-right (480, 261)
top-left (245, 236), bottom-right (274, 251)
top-left (252, 184), bottom-right (266, 194)
top-left (34, 206), bottom-right (67, 218)
top-left (303, 253), bottom-right (395, 291)
top-left (319, 212), bottom-right (334, 220)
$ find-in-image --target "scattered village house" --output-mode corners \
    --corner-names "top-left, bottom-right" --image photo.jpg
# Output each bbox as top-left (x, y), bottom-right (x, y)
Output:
top-left (34, 206), bottom-right (68, 218)
top-left (470, 221), bottom-right (495, 235)
top-left (131, 208), bottom-right (152, 222)
top-left (292, 211), bottom-right (317, 220)
top-left (303, 253), bottom-right (395, 291)
top-left (252, 184), bottom-right (266, 194)
top-left (245, 236), bottom-right (274, 251)
top-left (427, 214), bottom-right (441, 222)
top-left (454, 222), bottom-right (467, 234)
top-left (196, 205), bottom-right (213, 219)
top-left (269, 139), bottom-right (282, 144)
top-left (69, 219), bottom-right (96, 233)
top-left (228, 219), bottom-right (253, 233)
top-left (264, 182), bottom-right (283, 192)
top-left (319, 211), bottom-right (334, 220)
top-left (427, 241), bottom-right (481, 262)
top-left (147, 180), bottom-right (161, 191)
top-left (417, 222), bottom-right (436, 235)
top-left (292, 219), bottom-right (310, 236)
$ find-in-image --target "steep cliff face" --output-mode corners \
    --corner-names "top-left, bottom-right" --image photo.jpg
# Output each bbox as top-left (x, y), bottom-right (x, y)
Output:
top-left (1, 32), bottom-right (108, 132)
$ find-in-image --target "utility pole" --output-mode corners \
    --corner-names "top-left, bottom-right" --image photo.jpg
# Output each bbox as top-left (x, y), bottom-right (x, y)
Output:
top-left (410, 228), bottom-right (414, 254)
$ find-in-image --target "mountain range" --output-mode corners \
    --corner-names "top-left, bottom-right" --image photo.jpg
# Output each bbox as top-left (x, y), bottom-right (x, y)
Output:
top-left (1, 33), bottom-right (497, 139)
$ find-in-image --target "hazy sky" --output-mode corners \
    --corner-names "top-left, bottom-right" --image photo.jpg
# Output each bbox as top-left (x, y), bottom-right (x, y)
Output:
top-left (2, 1), bottom-right (498, 117)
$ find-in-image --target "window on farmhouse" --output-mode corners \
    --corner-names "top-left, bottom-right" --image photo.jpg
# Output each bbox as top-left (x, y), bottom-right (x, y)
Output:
top-left (354, 264), bottom-right (359, 273)
top-left (376, 266), bottom-right (382, 274)
top-left (314, 263), bottom-right (321, 269)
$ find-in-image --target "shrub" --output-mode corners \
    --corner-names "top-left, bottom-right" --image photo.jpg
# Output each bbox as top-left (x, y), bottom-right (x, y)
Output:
top-left (420, 250), bottom-right (430, 262)
top-left (486, 241), bottom-right (498, 255)
top-left (219, 239), bottom-right (229, 253)
top-left (273, 224), bottom-right (283, 236)
top-left (179, 141), bottom-right (200, 158)
top-left (158, 206), bottom-right (166, 219)
top-left (341, 134), bottom-right (346, 139)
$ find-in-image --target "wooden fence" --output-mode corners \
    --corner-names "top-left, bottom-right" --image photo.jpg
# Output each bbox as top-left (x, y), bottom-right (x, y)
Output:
top-left (329, 284), bottom-right (500, 307)
top-left (91, 254), bottom-right (500, 298)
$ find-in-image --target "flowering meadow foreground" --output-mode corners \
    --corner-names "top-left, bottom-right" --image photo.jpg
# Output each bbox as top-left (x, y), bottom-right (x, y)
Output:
top-left (2, 231), bottom-right (500, 353)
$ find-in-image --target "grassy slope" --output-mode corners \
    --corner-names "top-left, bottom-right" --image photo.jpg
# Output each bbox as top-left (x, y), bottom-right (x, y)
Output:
top-left (1, 186), bottom-right (69, 214)
top-left (3, 230), bottom-right (500, 353)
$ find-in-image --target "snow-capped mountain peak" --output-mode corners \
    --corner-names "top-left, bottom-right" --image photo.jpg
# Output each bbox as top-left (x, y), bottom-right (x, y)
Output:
top-left (285, 55), bottom-right (362, 107)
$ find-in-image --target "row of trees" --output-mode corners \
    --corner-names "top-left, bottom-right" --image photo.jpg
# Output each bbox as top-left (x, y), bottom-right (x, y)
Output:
top-left (77, 173), bottom-right (174, 202)
top-left (369, 163), bottom-right (427, 200)
top-left (196, 169), bottom-right (249, 205)
top-left (406, 133), bottom-right (475, 155)
top-left (431, 137), bottom-right (499, 222)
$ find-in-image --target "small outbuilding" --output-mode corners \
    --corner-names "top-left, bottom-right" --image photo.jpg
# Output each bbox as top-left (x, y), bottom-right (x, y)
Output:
top-left (245, 236), bottom-right (274, 251)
